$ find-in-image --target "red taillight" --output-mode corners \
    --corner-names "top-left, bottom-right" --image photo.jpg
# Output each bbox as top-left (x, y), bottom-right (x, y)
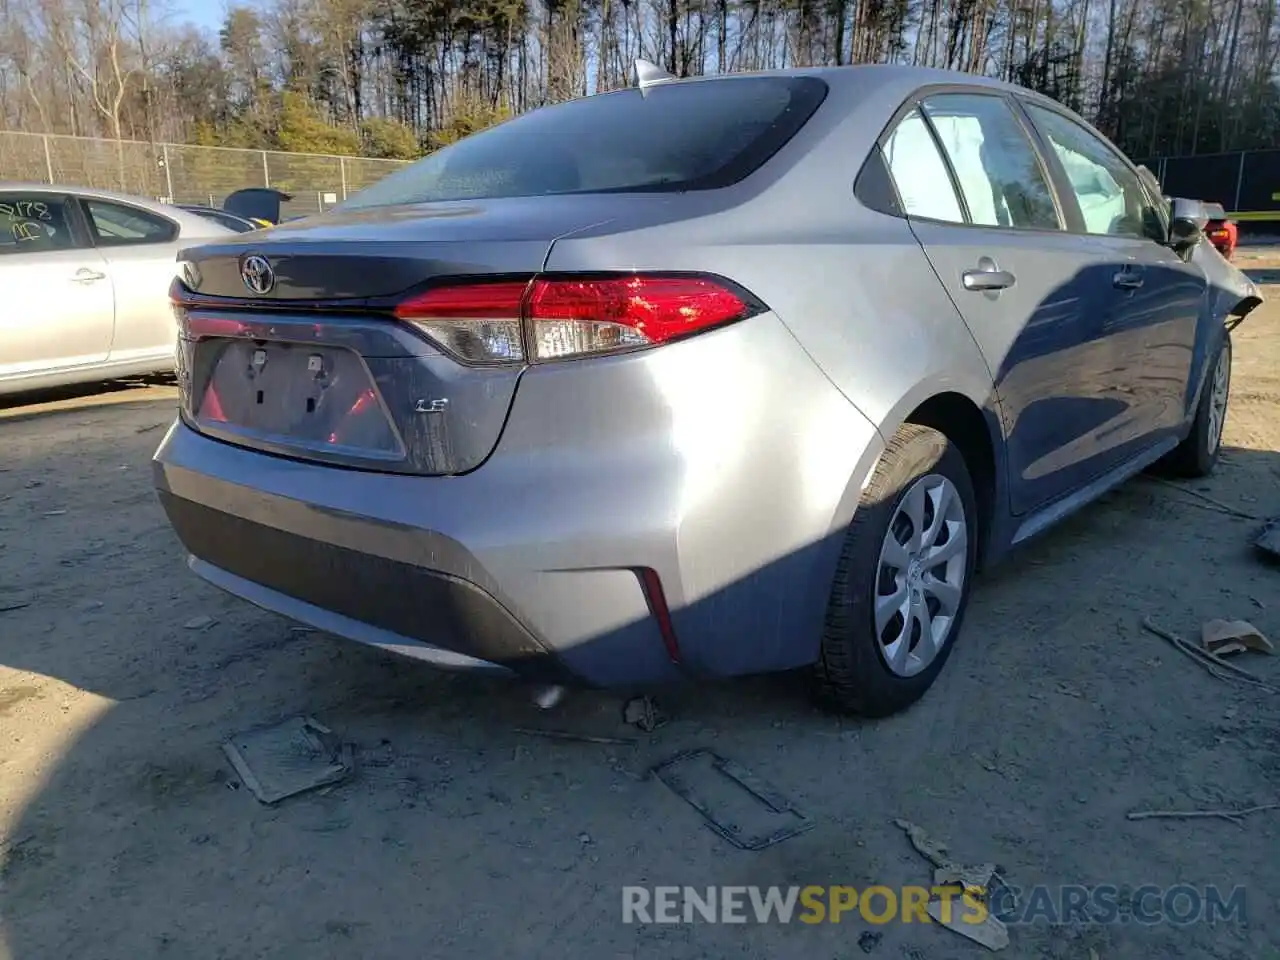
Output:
top-left (393, 274), bottom-right (756, 364)
top-left (528, 276), bottom-right (750, 361)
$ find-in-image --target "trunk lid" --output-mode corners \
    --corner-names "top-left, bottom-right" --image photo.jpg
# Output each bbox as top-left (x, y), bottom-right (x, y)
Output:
top-left (174, 197), bottom-right (624, 475)
top-left (180, 196), bottom-right (626, 300)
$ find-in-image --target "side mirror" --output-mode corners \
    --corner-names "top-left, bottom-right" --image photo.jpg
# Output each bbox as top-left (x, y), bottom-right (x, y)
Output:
top-left (1168, 197), bottom-right (1209, 253)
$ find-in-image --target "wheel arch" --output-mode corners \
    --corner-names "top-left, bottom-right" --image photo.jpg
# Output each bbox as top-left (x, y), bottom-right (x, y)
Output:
top-left (827, 378), bottom-right (1007, 569)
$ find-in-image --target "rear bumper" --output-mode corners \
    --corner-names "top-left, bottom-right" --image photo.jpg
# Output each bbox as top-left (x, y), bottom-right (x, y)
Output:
top-left (157, 486), bottom-right (572, 682)
top-left (152, 314), bottom-right (885, 688)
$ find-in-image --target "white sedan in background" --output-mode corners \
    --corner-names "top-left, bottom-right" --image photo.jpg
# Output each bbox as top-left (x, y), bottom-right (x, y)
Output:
top-left (0, 183), bottom-right (237, 396)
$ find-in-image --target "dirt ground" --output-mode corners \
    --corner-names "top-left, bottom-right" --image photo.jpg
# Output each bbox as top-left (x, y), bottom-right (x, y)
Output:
top-left (3, 280), bottom-right (1280, 960)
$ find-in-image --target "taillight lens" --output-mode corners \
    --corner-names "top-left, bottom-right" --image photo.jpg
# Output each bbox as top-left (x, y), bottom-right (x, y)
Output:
top-left (528, 275), bottom-right (750, 360)
top-left (394, 274), bottom-right (756, 364)
top-left (394, 281), bottom-right (528, 363)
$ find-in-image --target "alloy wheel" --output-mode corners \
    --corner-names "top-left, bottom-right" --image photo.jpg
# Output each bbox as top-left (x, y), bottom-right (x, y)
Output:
top-left (874, 473), bottom-right (969, 678)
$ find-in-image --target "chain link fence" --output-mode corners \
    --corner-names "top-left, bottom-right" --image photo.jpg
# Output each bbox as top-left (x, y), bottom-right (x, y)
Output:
top-left (1134, 148), bottom-right (1280, 222)
top-left (0, 130), bottom-right (410, 219)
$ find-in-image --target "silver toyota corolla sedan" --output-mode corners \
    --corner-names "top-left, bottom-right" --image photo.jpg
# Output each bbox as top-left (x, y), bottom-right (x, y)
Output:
top-left (153, 64), bottom-right (1262, 716)
top-left (0, 184), bottom-right (235, 396)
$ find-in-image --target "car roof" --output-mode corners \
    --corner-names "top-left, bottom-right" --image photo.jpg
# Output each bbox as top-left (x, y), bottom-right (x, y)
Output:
top-left (1, 181), bottom-right (179, 213)
top-left (0, 181), bottom-right (236, 235)
top-left (643, 64), bottom-right (1057, 110)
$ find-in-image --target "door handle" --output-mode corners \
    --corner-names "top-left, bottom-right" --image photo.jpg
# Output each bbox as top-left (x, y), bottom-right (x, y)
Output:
top-left (962, 268), bottom-right (1016, 291)
top-left (1112, 269), bottom-right (1144, 290)
top-left (71, 268), bottom-right (106, 284)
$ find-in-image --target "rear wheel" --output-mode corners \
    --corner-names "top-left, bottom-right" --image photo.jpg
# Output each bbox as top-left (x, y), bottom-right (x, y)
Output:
top-left (1157, 335), bottom-right (1231, 478)
top-left (815, 424), bottom-right (978, 717)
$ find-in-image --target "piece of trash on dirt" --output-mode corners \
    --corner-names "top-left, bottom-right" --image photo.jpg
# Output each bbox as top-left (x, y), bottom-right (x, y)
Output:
top-left (894, 818), bottom-right (1007, 951)
top-left (934, 861), bottom-right (998, 891)
top-left (23, 479), bottom-right (42, 489)
top-left (1255, 518), bottom-right (1280, 561)
top-left (1126, 800), bottom-right (1280, 824)
top-left (893, 818), bottom-right (951, 868)
top-left (221, 716), bottom-right (355, 805)
top-left (577, 832), bottom-right (592, 844)
top-left (1141, 616), bottom-right (1279, 692)
top-left (651, 748), bottom-right (814, 850)
top-left (1201, 619), bottom-right (1275, 658)
top-left (623, 695), bottom-right (667, 732)
top-left (41, 510), bottom-right (66, 517)
top-left (0, 600), bottom-right (30, 613)
top-left (184, 615), bottom-right (217, 631)
top-left (857, 929), bottom-right (883, 952)
top-left (135, 422), bottom-right (165, 434)
top-left (513, 727), bottom-right (637, 746)
top-left (926, 898), bottom-right (1010, 951)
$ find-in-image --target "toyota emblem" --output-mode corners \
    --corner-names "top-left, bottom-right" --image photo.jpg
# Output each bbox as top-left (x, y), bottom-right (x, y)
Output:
top-left (240, 254), bottom-right (275, 295)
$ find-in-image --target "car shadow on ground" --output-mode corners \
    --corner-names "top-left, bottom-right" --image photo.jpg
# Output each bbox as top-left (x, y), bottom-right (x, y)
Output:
top-left (0, 376), bottom-right (176, 424)
top-left (2, 390), bottom-right (1278, 959)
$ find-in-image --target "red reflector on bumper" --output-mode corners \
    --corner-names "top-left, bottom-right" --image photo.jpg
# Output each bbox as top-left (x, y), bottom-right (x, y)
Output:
top-left (638, 567), bottom-right (681, 663)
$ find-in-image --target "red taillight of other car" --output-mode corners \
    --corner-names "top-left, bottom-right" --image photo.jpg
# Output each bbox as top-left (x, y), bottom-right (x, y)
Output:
top-left (393, 274), bottom-right (760, 364)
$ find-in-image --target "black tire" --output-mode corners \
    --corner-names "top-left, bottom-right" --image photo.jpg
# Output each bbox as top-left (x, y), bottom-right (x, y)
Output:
top-left (815, 424), bottom-right (979, 718)
top-left (1156, 334), bottom-right (1232, 479)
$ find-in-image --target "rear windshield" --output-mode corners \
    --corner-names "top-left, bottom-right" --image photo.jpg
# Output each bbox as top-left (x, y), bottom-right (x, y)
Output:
top-left (341, 76), bottom-right (828, 209)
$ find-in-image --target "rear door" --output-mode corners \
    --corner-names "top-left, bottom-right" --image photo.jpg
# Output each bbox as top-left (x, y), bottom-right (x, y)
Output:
top-left (0, 191), bottom-right (114, 380)
top-left (1019, 99), bottom-right (1205, 444)
top-left (77, 196), bottom-right (185, 364)
top-left (883, 89), bottom-right (1132, 515)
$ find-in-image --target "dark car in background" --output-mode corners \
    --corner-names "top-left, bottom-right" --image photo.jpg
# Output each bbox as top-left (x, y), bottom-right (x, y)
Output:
top-left (176, 205), bottom-right (260, 233)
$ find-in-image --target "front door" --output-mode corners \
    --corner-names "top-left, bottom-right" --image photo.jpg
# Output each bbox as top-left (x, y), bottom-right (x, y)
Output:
top-left (1019, 100), bottom-right (1205, 455)
top-left (882, 90), bottom-right (1134, 515)
top-left (0, 191), bottom-right (115, 379)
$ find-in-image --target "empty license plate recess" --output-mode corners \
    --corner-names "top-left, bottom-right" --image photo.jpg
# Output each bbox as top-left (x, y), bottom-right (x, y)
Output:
top-left (198, 339), bottom-right (404, 459)
top-left (651, 749), bottom-right (814, 850)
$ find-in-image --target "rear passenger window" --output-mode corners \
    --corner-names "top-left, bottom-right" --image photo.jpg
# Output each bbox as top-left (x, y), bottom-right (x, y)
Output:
top-left (882, 109), bottom-right (964, 222)
top-left (0, 195), bottom-right (76, 255)
top-left (84, 200), bottom-right (177, 246)
top-left (921, 94), bottom-right (1061, 231)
